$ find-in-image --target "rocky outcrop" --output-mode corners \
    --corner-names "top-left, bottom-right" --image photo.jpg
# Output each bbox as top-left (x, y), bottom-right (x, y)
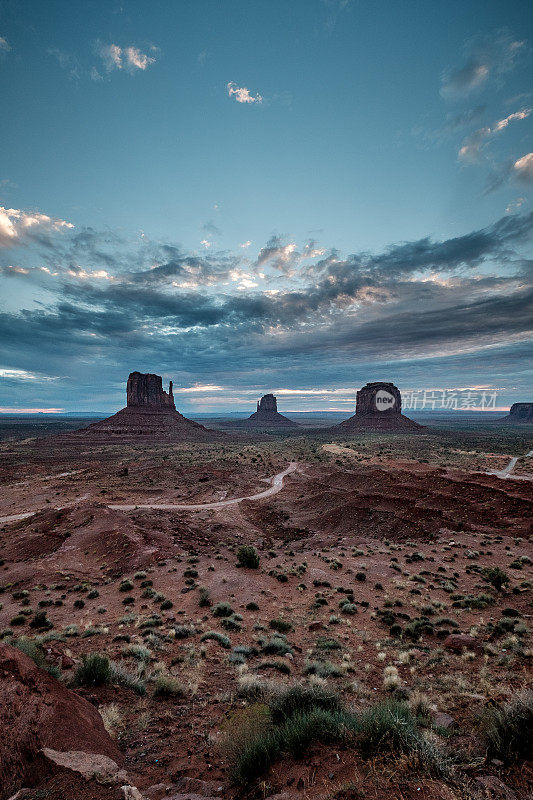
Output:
top-left (500, 402), bottom-right (533, 423)
top-left (335, 382), bottom-right (423, 432)
top-left (0, 643), bottom-right (123, 800)
top-left (69, 373), bottom-right (224, 442)
top-left (241, 394), bottom-right (299, 428)
top-left (127, 372), bottom-right (175, 409)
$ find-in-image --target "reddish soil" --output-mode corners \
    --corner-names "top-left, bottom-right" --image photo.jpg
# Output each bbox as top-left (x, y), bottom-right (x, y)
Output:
top-left (0, 434), bottom-right (531, 800)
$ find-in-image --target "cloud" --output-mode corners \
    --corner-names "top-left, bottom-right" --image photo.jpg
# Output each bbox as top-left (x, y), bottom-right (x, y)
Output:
top-left (0, 36), bottom-right (11, 53)
top-left (227, 82), bottom-right (263, 104)
top-left (0, 206), bottom-right (73, 248)
top-left (458, 108), bottom-right (531, 161)
top-left (514, 153), bottom-right (533, 183)
top-left (441, 32), bottom-right (524, 98)
top-left (97, 42), bottom-right (156, 73)
top-left (1, 212), bottom-right (532, 410)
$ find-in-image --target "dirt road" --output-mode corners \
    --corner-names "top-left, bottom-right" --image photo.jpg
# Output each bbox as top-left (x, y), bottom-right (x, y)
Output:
top-left (108, 461), bottom-right (299, 512)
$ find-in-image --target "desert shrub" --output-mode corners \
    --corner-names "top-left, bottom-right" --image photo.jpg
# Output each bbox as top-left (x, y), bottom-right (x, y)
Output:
top-left (481, 567), bottom-right (510, 591)
top-left (269, 618), bottom-right (292, 633)
top-left (201, 630), bottom-right (231, 648)
top-left (260, 635), bottom-right (293, 656)
top-left (246, 601), bottom-right (259, 611)
top-left (174, 625), bottom-right (193, 639)
top-left (221, 615), bottom-right (243, 632)
top-left (357, 700), bottom-right (450, 777)
top-left (237, 545), bottom-right (260, 569)
top-left (198, 587), bottom-right (211, 607)
top-left (304, 659), bottom-right (344, 678)
top-left (213, 601), bottom-right (234, 618)
top-left (160, 599), bottom-right (173, 610)
top-left (29, 611), bottom-right (52, 630)
top-left (74, 653), bottom-right (111, 686)
top-left (119, 579), bottom-right (134, 592)
top-left (315, 636), bottom-right (341, 651)
top-left (11, 636), bottom-right (46, 667)
top-left (73, 599), bottom-right (85, 609)
top-left (256, 659), bottom-right (291, 674)
top-left (10, 614), bottom-right (27, 626)
top-left (480, 690), bottom-right (533, 763)
top-left (153, 673), bottom-right (186, 697)
top-left (123, 644), bottom-right (151, 661)
top-left (110, 661), bottom-right (146, 695)
top-left (87, 589), bottom-right (100, 599)
top-left (269, 685), bottom-right (341, 723)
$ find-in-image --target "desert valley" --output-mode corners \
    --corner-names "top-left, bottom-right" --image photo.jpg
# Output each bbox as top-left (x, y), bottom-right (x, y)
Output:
top-left (0, 374), bottom-right (531, 800)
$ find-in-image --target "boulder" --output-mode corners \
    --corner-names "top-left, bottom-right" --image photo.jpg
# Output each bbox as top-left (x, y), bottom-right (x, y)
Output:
top-left (0, 643), bottom-right (123, 800)
top-left (473, 775), bottom-right (517, 799)
top-left (443, 634), bottom-right (483, 653)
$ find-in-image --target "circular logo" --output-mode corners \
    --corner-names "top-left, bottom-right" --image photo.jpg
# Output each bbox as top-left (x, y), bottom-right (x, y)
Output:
top-left (375, 390), bottom-right (396, 411)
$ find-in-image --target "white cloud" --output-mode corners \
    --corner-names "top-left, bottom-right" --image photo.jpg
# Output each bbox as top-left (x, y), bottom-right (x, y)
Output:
top-left (227, 82), bottom-right (263, 104)
top-left (98, 43), bottom-right (156, 73)
top-left (505, 197), bottom-right (525, 214)
top-left (0, 368), bottom-right (58, 381)
top-left (67, 268), bottom-right (111, 280)
top-left (458, 108), bottom-right (531, 162)
top-left (514, 153), bottom-right (533, 182)
top-left (125, 46), bottom-right (155, 71)
top-left (0, 36), bottom-right (11, 52)
top-left (200, 239), bottom-right (211, 248)
top-left (240, 240), bottom-right (252, 248)
top-left (173, 383), bottom-right (224, 393)
top-left (0, 206), bottom-right (73, 247)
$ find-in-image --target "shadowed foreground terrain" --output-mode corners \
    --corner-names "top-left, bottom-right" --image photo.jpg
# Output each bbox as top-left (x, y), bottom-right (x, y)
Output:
top-left (0, 422), bottom-right (531, 800)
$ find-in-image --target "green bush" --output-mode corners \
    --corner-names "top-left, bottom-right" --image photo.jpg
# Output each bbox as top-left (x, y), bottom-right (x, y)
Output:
top-left (213, 601), bottom-right (234, 618)
top-left (269, 685), bottom-right (341, 723)
top-left (198, 587), bottom-right (211, 607)
top-left (237, 545), bottom-right (260, 569)
top-left (480, 690), bottom-right (533, 763)
top-left (269, 618), bottom-right (292, 633)
top-left (29, 611), bottom-right (52, 630)
top-left (482, 567), bottom-right (510, 591)
top-left (201, 630), bottom-right (231, 648)
top-left (74, 653), bottom-right (111, 686)
top-left (153, 673), bottom-right (185, 697)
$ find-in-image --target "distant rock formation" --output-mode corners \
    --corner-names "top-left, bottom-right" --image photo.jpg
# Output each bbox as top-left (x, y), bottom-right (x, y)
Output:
top-left (127, 371), bottom-right (175, 409)
top-left (72, 372), bottom-right (224, 441)
top-left (500, 402), bottom-right (533, 423)
top-left (335, 381), bottom-right (423, 432)
top-left (240, 394), bottom-right (299, 428)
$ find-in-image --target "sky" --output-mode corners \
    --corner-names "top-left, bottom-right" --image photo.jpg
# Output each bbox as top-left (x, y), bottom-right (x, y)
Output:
top-left (0, 0), bottom-right (532, 414)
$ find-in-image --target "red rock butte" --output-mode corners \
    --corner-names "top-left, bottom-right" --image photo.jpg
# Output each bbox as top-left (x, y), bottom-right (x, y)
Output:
top-left (240, 393), bottom-right (299, 428)
top-left (73, 372), bottom-right (224, 441)
top-left (336, 381), bottom-right (423, 431)
top-left (499, 402), bottom-right (533, 423)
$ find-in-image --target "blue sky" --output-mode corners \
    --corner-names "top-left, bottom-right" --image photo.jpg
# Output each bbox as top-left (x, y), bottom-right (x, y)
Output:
top-left (0, 0), bottom-right (532, 412)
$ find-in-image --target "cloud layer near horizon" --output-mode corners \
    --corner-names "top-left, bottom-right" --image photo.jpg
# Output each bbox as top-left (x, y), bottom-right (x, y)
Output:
top-left (0, 205), bottom-right (532, 409)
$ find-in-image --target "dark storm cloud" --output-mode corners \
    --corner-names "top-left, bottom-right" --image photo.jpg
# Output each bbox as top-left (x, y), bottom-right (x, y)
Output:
top-left (1, 211), bottom-right (532, 406)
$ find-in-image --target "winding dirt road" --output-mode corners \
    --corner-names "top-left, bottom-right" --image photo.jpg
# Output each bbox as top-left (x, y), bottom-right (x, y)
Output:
top-left (108, 461), bottom-right (299, 512)
top-left (0, 463), bottom-right (299, 524)
top-left (486, 450), bottom-right (533, 481)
